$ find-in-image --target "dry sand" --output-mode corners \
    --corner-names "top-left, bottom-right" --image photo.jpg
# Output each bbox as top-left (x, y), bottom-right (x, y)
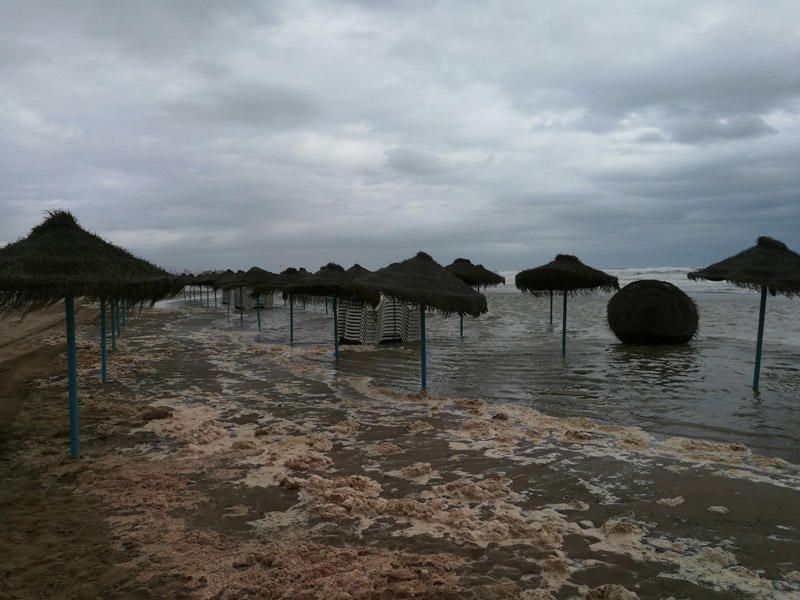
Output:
top-left (1, 301), bottom-right (799, 599)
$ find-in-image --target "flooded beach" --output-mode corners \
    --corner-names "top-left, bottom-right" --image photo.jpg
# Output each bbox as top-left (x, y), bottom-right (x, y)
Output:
top-left (2, 287), bottom-right (799, 598)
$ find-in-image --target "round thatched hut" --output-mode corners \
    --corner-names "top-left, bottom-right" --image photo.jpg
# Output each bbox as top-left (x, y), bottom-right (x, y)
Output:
top-left (515, 254), bottom-right (619, 357)
top-left (688, 236), bottom-right (800, 392)
top-left (607, 280), bottom-right (698, 345)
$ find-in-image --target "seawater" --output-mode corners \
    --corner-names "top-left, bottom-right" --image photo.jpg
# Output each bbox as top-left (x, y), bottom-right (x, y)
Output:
top-left (231, 267), bottom-right (800, 461)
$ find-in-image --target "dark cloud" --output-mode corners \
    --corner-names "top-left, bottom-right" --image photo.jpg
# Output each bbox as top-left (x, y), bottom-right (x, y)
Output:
top-left (0, 1), bottom-right (798, 270)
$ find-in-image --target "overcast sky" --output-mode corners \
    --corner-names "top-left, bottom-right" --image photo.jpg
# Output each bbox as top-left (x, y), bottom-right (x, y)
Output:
top-left (1, 1), bottom-right (798, 272)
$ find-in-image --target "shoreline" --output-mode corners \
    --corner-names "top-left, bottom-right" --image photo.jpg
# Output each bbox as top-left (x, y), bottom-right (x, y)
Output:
top-left (1, 303), bottom-right (799, 598)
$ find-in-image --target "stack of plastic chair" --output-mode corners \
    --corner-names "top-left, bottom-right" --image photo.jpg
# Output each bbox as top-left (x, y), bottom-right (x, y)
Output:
top-left (362, 306), bottom-right (379, 344)
top-left (401, 302), bottom-right (421, 342)
top-left (377, 296), bottom-right (403, 343)
top-left (339, 299), bottom-right (363, 343)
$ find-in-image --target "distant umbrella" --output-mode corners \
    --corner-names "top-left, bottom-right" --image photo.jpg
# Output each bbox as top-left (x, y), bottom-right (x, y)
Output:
top-left (282, 263), bottom-right (376, 358)
top-left (445, 258), bottom-right (505, 289)
top-left (252, 267), bottom-right (311, 343)
top-left (0, 210), bottom-right (175, 458)
top-left (356, 252), bottom-right (487, 390)
top-left (515, 254), bottom-right (619, 357)
top-left (607, 280), bottom-right (698, 345)
top-left (446, 258), bottom-right (504, 337)
top-left (688, 236), bottom-right (800, 392)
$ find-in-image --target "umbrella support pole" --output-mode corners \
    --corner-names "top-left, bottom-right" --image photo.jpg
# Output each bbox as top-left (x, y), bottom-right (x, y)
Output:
top-left (420, 305), bottom-right (427, 390)
top-left (65, 296), bottom-right (80, 459)
top-left (214, 289), bottom-right (217, 308)
top-left (561, 291), bottom-right (567, 358)
top-left (122, 300), bottom-right (126, 329)
top-left (326, 297), bottom-right (329, 314)
top-left (290, 295), bottom-right (294, 343)
top-left (333, 298), bottom-right (339, 359)
top-left (110, 301), bottom-right (116, 352)
top-left (100, 299), bottom-right (107, 383)
top-left (459, 314), bottom-right (463, 338)
top-left (753, 285), bottom-right (768, 393)
top-left (227, 292), bottom-right (230, 319)
top-left (239, 287), bottom-right (244, 325)
top-left (549, 290), bottom-right (553, 325)
top-left (256, 296), bottom-right (261, 331)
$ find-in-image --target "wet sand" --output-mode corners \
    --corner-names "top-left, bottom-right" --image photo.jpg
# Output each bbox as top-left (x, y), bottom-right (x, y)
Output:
top-left (1, 300), bottom-right (799, 599)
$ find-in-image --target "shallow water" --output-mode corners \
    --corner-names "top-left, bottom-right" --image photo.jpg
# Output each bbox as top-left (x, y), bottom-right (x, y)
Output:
top-left (192, 272), bottom-right (800, 462)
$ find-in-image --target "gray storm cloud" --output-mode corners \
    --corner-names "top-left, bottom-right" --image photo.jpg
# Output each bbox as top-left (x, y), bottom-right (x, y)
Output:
top-left (1, 0), bottom-right (798, 272)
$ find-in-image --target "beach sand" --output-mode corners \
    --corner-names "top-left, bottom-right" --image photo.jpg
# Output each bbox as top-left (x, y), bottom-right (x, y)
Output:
top-left (1, 301), bottom-right (799, 599)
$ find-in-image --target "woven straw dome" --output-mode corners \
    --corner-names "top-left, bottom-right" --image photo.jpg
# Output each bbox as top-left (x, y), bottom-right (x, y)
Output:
top-left (445, 258), bottom-right (505, 289)
top-left (688, 236), bottom-right (800, 297)
top-left (515, 254), bottom-right (619, 296)
top-left (0, 210), bottom-right (176, 312)
top-left (607, 280), bottom-right (698, 345)
top-left (355, 252), bottom-right (487, 317)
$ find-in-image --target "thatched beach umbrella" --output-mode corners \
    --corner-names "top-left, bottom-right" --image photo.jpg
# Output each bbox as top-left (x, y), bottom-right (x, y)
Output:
top-left (238, 267), bottom-right (277, 330)
top-left (607, 280), bottom-right (698, 345)
top-left (0, 210), bottom-right (175, 458)
top-left (355, 252), bottom-right (487, 390)
top-left (446, 258), bottom-right (505, 337)
top-left (515, 254), bottom-right (619, 357)
top-left (252, 267), bottom-right (310, 342)
top-left (283, 263), bottom-right (378, 358)
top-left (688, 236), bottom-right (800, 392)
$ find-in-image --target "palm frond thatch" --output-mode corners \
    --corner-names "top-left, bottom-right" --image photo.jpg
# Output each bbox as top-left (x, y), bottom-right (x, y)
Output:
top-left (515, 254), bottom-right (619, 296)
top-left (0, 210), bottom-right (176, 313)
top-left (354, 251), bottom-right (487, 317)
top-left (282, 263), bottom-right (378, 304)
top-left (688, 236), bottom-right (800, 297)
top-left (445, 258), bottom-right (505, 289)
top-left (251, 267), bottom-right (310, 296)
top-left (607, 280), bottom-right (698, 345)
top-left (221, 266), bottom-right (276, 291)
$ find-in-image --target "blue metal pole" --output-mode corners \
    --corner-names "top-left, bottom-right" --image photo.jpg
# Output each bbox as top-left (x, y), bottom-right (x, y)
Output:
top-left (122, 299), bottom-right (127, 328)
top-left (420, 304), bottom-right (427, 390)
top-left (65, 296), bottom-right (80, 459)
top-left (561, 289), bottom-right (568, 357)
top-left (459, 314), bottom-right (463, 338)
top-left (100, 299), bottom-right (107, 383)
top-left (333, 297), bottom-right (339, 359)
top-left (549, 289), bottom-right (553, 325)
top-left (110, 300), bottom-right (116, 352)
top-left (206, 286), bottom-right (210, 307)
top-left (753, 284), bottom-right (768, 393)
top-left (256, 295), bottom-right (262, 331)
top-left (290, 294), bottom-right (294, 343)
top-left (239, 287), bottom-right (244, 325)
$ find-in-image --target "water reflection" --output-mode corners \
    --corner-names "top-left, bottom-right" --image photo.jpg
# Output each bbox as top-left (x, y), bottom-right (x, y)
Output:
top-left (230, 288), bottom-right (799, 461)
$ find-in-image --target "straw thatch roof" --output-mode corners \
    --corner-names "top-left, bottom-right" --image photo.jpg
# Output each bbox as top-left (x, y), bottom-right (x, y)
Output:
top-left (222, 266), bottom-right (276, 291)
top-left (607, 280), bottom-right (698, 345)
top-left (282, 263), bottom-right (378, 304)
top-left (445, 258), bottom-right (505, 289)
top-left (0, 210), bottom-right (176, 313)
top-left (251, 267), bottom-right (310, 296)
top-left (347, 264), bottom-right (372, 278)
top-left (354, 252), bottom-right (487, 317)
top-left (515, 254), bottom-right (619, 296)
top-left (192, 271), bottom-right (221, 287)
top-left (688, 236), bottom-right (800, 297)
